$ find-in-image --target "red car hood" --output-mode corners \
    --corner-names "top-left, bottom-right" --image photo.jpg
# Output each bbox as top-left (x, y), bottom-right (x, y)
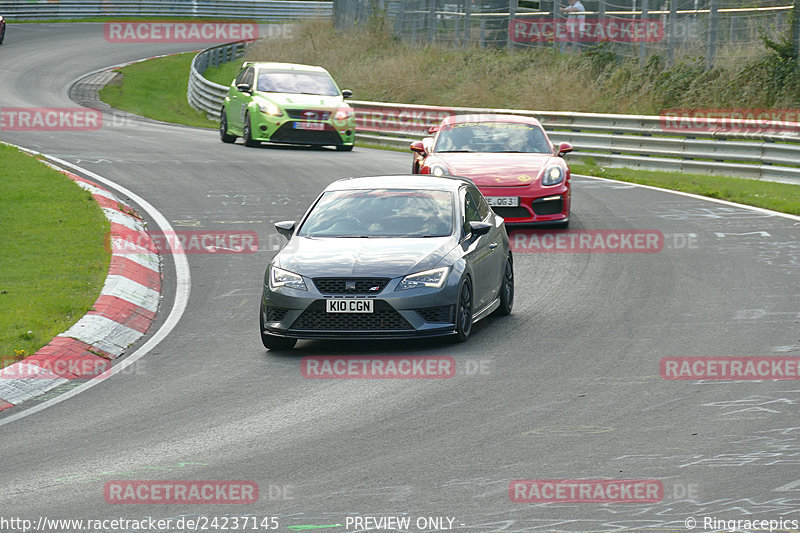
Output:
top-left (436, 152), bottom-right (555, 187)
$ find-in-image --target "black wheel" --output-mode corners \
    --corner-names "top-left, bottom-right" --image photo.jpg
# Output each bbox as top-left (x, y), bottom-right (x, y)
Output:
top-left (243, 112), bottom-right (260, 147)
top-left (260, 310), bottom-right (297, 351)
top-left (493, 255), bottom-right (514, 316)
top-left (219, 108), bottom-right (236, 143)
top-left (336, 144), bottom-right (354, 151)
top-left (453, 277), bottom-right (473, 342)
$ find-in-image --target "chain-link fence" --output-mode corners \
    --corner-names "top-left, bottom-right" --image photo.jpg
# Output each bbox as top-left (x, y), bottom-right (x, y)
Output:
top-left (334, 0), bottom-right (797, 67)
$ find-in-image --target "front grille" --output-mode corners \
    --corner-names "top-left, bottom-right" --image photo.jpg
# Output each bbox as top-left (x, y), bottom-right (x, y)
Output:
top-left (291, 300), bottom-right (413, 331)
top-left (313, 278), bottom-right (390, 295)
top-left (416, 305), bottom-right (454, 323)
top-left (285, 109), bottom-right (331, 121)
top-left (492, 206), bottom-right (532, 220)
top-left (266, 307), bottom-right (289, 322)
top-left (269, 123), bottom-right (343, 145)
top-left (532, 197), bottom-right (564, 216)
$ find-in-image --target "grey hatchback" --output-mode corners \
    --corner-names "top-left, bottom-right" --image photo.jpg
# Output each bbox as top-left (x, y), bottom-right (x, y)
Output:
top-left (259, 175), bottom-right (513, 350)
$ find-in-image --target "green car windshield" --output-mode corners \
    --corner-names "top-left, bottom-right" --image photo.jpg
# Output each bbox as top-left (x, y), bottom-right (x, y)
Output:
top-left (299, 189), bottom-right (455, 238)
top-left (257, 70), bottom-right (339, 96)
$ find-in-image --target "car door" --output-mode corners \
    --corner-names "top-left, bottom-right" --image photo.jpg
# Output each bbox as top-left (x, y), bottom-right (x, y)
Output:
top-left (460, 187), bottom-right (499, 311)
top-left (227, 66), bottom-right (254, 134)
top-left (470, 185), bottom-right (506, 304)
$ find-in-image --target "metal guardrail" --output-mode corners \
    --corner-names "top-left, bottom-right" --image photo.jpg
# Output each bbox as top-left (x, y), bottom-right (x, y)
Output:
top-left (2, 0), bottom-right (332, 20)
top-left (188, 41), bottom-right (247, 119)
top-left (186, 45), bottom-right (800, 184)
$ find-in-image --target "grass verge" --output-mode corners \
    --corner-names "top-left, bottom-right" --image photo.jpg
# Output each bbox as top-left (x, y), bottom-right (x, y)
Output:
top-left (571, 159), bottom-right (800, 215)
top-left (0, 145), bottom-right (110, 367)
top-left (99, 52), bottom-right (218, 129)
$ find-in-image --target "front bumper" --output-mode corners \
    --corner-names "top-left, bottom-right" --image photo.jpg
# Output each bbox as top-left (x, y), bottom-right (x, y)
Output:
top-left (481, 183), bottom-right (570, 224)
top-left (250, 112), bottom-right (356, 147)
top-left (261, 274), bottom-right (461, 340)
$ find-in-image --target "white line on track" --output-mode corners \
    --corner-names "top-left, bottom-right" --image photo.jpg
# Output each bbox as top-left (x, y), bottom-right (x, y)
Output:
top-left (0, 147), bottom-right (192, 427)
top-left (574, 173), bottom-right (800, 222)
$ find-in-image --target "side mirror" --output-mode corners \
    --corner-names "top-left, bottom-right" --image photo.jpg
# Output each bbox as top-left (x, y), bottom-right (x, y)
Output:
top-left (274, 220), bottom-right (296, 240)
top-left (469, 221), bottom-right (492, 238)
top-left (341, 89), bottom-right (353, 99)
top-left (557, 142), bottom-right (574, 156)
top-left (236, 83), bottom-right (252, 94)
top-left (428, 125), bottom-right (440, 134)
top-left (410, 140), bottom-right (426, 154)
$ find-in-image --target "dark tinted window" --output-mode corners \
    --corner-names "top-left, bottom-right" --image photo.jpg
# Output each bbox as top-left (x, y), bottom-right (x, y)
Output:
top-left (242, 67), bottom-right (254, 88)
top-left (463, 189), bottom-right (481, 235)
top-left (469, 187), bottom-right (490, 219)
top-left (234, 67), bottom-right (247, 86)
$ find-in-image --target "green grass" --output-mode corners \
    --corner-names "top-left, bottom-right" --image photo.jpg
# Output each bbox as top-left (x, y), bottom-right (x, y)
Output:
top-left (571, 159), bottom-right (800, 215)
top-left (0, 145), bottom-right (110, 367)
top-left (203, 61), bottom-right (239, 86)
top-left (99, 52), bottom-right (218, 129)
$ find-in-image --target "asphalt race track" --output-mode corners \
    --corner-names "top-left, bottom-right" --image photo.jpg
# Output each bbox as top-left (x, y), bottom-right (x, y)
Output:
top-left (1, 22), bottom-right (800, 533)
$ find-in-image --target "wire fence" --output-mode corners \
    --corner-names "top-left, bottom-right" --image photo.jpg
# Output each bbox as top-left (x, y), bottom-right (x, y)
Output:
top-left (1, 0), bottom-right (333, 21)
top-left (334, 0), bottom-right (797, 67)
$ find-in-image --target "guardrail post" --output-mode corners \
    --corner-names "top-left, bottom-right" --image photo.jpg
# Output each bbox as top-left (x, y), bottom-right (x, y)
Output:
top-left (667, 0), bottom-right (677, 65)
top-left (508, 0), bottom-right (518, 51)
top-left (464, 0), bottom-right (471, 46)
top-left (428, 0), bottom-right (437, 42)
top-left (639, 0), bottom-right (649, 64)
top-left (706, 0), bottom-right (718, 69)
top-left (794, 0), bottom-right (800, 62)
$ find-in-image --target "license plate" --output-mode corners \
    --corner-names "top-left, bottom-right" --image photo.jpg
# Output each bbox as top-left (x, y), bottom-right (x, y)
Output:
top-left (487, 196), bottom-right (519, 207)
top-left (326, 299), bottom-right (373, 313)
top-left (294, 121), bottom-right (325, 131)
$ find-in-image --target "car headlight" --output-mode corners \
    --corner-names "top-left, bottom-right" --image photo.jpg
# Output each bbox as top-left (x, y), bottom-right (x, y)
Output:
top-left (269, 266), bottom-right (307, 291)
top-left (542, 166), bottom-right (564, 186)
top-left (257, 102), bottom-right (283, 117)
top-left (397, 267), bottom-right (449, 290)
top-left (430, 165), bottom-right (450, 176)
top-left (334, 108), bottom-right (353, 121)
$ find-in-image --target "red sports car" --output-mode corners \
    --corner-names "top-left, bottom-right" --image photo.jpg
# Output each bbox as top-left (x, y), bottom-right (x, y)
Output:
top-left (411, 114), bottom-right (573, 226)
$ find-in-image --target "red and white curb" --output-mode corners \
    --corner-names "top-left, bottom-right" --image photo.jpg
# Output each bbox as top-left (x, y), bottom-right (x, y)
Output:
top-left (0, 165), bottom-right (162, 411)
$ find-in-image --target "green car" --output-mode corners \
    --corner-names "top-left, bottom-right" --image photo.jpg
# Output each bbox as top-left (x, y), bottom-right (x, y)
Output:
top-left (219, 61), bottom-right (356, 151)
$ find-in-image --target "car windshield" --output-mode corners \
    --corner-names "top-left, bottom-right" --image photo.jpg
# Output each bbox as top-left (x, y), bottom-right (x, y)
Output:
top-left (256, 70), bottom-right (339, 96)
top-left (298, 189), bottom-right (454, 238)
top-left (434, 122), bottom-right (551, 153)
